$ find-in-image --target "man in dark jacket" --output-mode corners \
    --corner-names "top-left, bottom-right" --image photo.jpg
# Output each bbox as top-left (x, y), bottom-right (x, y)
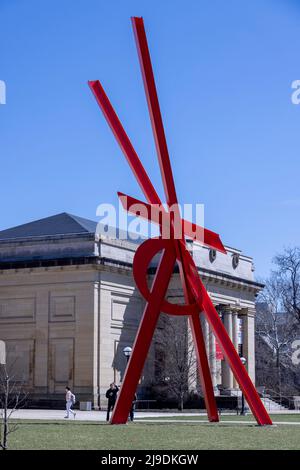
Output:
top-left (129, 393), bottom-right (138, 422)
top-left (106, 383), bottom-right (119, 422)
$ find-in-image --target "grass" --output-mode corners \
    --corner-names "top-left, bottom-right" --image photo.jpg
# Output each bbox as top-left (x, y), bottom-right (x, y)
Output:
top-left (3, 414), bottom-right (300, 450)
top-left (137, 413), bottom-right (300, 422)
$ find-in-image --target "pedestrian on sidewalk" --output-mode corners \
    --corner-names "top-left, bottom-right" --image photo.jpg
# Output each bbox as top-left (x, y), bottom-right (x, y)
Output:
top-left (64, 386), bottom-right (76, 419)
top-left (106, 383), bottom-right (119, 422)
top-left (129, 393), bottom-right (138, 422)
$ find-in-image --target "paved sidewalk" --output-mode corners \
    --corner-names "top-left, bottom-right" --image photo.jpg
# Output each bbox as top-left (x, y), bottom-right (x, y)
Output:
top-left (9, 410), bottom-right (212, 422)
top-left (8, 409), bottom-right (300, 422)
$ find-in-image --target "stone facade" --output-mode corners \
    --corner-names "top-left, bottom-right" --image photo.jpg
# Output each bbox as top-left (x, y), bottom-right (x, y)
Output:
top-left (0, 213), bottom-right (263, 408)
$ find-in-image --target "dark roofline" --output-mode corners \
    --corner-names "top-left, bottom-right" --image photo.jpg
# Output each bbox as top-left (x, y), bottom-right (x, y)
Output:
top-left (0, 231), bottom-right (95, 245)
top-left (0, 212), bottom-right (97, 241)
top-left (0, 255), bottom-right (264, 290)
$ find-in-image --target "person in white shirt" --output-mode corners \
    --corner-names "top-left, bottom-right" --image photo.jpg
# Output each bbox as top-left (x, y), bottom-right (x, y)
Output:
top-left (64, 386), bottom-right (76, 419)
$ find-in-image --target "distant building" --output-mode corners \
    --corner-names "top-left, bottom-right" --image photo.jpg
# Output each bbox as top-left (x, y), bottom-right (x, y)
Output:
top-left (0, 212), bottom-right (263, 407)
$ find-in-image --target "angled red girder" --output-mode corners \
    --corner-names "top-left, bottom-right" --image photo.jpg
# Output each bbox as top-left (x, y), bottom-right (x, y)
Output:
top-left (88, 17), bottom-right (272, 426)
top-left (118, 192), bottom-right (225, 253)
top-left (88, 82), bottom-right (225, 254)
top-left (89, 79), bottom-right (219, 422)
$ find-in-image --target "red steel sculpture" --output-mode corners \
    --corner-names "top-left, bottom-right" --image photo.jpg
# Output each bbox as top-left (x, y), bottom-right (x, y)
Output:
top-left (88, 17), bottom-right (272, 426)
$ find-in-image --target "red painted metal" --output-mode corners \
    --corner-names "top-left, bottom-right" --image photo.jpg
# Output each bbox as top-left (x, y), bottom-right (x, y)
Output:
top-left (88, 83), bottom-right (225, 254)
top-left (118, 192), bottom-right (226, 253)
top-left (88, 17), bottom-right (272, 426)
top-left (110, 241), bottom-right (177, 424)
top-left (131, 17), bottom-right (178, 209)
top-left (132, 16), bottom-right (219, 422)
top-left (89, 78), bottom-right (220, 422)
top-left (88, 80), bottom-right (160, 206)
top-left (183, 249), bottom-right (272, 425)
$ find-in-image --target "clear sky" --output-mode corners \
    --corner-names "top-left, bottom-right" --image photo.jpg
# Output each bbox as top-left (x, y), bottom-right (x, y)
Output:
top-left (1, 0), bottom-right (300, 279)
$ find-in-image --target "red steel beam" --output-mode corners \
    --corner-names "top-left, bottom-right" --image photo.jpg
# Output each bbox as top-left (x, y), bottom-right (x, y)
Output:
top-left (118, 192), bottom-right (226, 253)
top-left (131, 16), bottom-right (218, 422)
top-left (88, 17), bottom-right (272, 426)
top-left (111, 242), bottom-right (177, 424)
top-left (88, 80), bottom-right (160, 206)
top-left (183, 248), bottom-right (272, 425)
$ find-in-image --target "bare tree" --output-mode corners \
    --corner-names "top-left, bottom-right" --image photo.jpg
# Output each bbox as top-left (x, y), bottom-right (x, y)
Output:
top-left (256, 273), bottom-right (299, 396)
top-left (0, 363), bottom-right (28, 450)
top-left (274, 247), bottom-right (300, 323)
top-left (154, 315), bottom-right (198, 410)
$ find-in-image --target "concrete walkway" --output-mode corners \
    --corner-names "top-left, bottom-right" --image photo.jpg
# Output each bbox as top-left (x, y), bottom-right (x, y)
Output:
top-left (8, 409), bottom-right (300, 422)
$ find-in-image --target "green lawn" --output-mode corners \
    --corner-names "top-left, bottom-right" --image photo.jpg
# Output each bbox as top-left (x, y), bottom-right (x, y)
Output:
top-left (3, 415), bottom-right (300, 450)
top-left (137, 413), bottom-right (300, 422)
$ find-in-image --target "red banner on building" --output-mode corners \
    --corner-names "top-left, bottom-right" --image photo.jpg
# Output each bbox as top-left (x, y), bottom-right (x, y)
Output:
top-left (216, 341), bottom-right (224, 360)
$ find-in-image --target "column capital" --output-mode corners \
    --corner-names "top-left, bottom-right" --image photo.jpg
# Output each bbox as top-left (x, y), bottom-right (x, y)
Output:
top-left (231, 308), bottom-right (240, 315)
top-left (240, 306), bottom-right (256, 318)
top-left (221, 305), bottom-right (232, 314)
top-left (214, 304), bottom-right (224, 317)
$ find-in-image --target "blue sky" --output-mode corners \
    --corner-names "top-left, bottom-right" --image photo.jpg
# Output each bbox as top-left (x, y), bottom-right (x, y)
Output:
top-left (1, 0), bottom-right (300, 279)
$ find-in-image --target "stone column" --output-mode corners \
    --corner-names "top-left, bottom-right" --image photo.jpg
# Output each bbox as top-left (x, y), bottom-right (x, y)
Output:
top-left (209, 327), bottom-right (217, 390)
top-left (200, 314), bottom-right (209, 357)
top-left (221, 307), bottom-right (234, 390)
top-left (200, 313), bottom-right (219, 392)
top-left (241, 307), bottom-right (256, 383)
top-left (232, 310), bottom-right (239, 389)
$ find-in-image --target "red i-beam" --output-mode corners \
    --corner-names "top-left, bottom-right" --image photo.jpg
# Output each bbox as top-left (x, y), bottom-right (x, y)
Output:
top-left (88, 17), bottom-right (272, 426)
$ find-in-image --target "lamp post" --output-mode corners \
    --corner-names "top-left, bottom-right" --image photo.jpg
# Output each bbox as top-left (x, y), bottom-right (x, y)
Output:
top-left (0, 340), bottom-right (8, 450)
top-left (0, 340), bottom-right (6, 366)
top-left (123, 346), bottom-right (132, 365)
top-left (240, 357), bottom-right (247, 415)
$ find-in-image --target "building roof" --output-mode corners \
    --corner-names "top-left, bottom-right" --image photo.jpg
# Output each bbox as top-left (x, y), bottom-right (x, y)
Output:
top-left (0, 212), bottom-right (97, 241)
top-left (0, 213), bottom-right (262, 290)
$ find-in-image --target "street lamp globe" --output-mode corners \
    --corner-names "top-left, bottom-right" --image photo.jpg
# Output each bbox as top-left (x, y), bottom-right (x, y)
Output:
top-left (123, 346), bottom-right (132, 358)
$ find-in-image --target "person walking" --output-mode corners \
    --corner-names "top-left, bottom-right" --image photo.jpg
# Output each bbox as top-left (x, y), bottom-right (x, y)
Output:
top-left (129, 393), bottom-right (137, 422)
top-left (64, 386), bottom-right (76, 419)
top-left (106, 383), bottom-right (119, 422)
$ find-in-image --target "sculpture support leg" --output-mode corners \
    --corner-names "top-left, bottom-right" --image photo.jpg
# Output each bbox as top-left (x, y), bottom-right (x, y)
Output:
top-left (111, 247), bottom-right (177, 424)
top-left (189, 313), bottom-right (219, 421)
top-left (174, 242), bottom-right (218, 422)
top-left (89, 16), bottom-right (271, 427)
top-left (187, 269), bottom-right (272, 425)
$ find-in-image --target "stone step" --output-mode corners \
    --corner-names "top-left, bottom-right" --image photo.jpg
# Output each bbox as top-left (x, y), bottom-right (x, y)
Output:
top-left (261, 397), bottom-right (289, 411)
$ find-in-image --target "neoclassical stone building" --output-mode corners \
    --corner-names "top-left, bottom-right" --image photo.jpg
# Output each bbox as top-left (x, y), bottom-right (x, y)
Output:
top-left (0, 212), bottom-right (263, 407)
